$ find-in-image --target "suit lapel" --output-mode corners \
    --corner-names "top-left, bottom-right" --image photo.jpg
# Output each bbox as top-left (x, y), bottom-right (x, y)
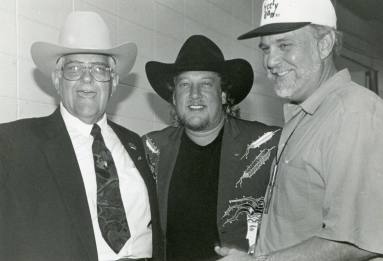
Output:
top-left (108, 122), bottom-right (147, 181)
top-left (219, 117), bottom-right (241, 180)
top-left (217, 117), bottom-right (242, 226)
top-left (41, 110), bottom-right (97, 261)
top-left (109, 122), bottom-right (163, 258)
top-left (156, 128), bottom-right (183, 232)
top-left (110, 122), bottom-right (158, 210)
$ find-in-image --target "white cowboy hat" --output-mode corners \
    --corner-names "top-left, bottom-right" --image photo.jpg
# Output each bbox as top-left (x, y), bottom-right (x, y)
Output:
top-left (31, 11), bottom-right (137, 79)
top-left (238, 0), bottom-right (336, 39)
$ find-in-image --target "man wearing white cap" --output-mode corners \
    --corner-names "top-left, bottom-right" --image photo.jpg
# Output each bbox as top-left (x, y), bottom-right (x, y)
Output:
top-left (0, 12), bottom-right (162, 261)
top-left (216, 0), bottom-right (383, 260)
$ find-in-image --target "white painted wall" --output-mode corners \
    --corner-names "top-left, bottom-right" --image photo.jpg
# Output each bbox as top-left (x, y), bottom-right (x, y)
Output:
top-left (1, 1), bottom-right (381, 135)
top-left (335, 3), bottom-right (383, 97)
top-left (0, 0), bottom-right (285, 136)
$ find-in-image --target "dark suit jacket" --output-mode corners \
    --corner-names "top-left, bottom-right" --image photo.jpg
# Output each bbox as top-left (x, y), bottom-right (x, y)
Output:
top-left (143, 116), bottom-right (280, 252)
top-left (0, 109), bottom-right (163, 261)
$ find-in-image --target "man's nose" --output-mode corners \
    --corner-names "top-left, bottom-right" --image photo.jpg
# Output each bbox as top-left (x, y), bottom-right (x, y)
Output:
top-left (265, 48), bottom-right (281, 70)
top-left (81, 68), bottom-right (92, 83)
top-left (190, 83), bottom-right (201, 98)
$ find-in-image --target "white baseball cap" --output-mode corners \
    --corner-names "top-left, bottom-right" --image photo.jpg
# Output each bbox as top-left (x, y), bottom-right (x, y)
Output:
top-left (238, 0), bottom-right (337, 40)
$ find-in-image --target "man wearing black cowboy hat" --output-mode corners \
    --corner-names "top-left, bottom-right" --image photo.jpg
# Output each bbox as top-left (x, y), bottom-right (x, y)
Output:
top-left (0, 11), bottom-right (162, 261)
top-left (142, 35), bottom-right (280, 261)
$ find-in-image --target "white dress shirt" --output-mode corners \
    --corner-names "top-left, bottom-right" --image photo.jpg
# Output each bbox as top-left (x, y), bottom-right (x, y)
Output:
top-left (60, 104), bottom-right (152, 261)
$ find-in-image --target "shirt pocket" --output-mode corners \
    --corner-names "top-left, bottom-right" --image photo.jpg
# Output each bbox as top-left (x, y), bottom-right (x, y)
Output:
top-left (273, 161), bottom-right (310, 221)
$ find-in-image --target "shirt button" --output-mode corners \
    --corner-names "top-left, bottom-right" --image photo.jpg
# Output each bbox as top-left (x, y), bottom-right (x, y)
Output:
top-left (284, 159), bottom-right (289, 164)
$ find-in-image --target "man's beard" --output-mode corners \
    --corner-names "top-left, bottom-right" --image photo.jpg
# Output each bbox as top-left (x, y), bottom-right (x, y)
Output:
top-left (271, 63), bottom-right (321, 100)
top-left (273, 78), bottom-right (299, 99)
top-left (271, 72), bottom-right (300, 99)
top-left (180, 115), bottom-right (209, 131)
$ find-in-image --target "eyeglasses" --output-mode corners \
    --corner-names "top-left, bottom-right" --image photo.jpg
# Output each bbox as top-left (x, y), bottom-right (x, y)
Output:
top-left (62, 62), bottom-right (114, 82)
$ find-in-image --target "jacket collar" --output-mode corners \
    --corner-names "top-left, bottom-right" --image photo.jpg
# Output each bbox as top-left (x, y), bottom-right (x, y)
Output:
top-left (41, 108), bottom-right (98, 261)
top-left (284, 69), bottom-right (351, 123)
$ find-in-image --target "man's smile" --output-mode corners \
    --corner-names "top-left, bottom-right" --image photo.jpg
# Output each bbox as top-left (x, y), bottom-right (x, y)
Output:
top-left (77, 89), bottom-right (97, 98)
top-left (188, 104), bottom-right (205, 110)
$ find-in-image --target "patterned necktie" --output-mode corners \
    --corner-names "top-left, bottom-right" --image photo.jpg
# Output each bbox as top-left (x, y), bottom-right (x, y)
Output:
top-left (91, 124), bottom-right (130, 253)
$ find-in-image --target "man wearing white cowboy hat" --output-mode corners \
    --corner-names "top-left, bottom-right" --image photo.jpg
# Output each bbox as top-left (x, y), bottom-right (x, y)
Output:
top-left (216, 0), bottom-right (383, 260)
top-left (142, 34), bottom-right (280, 261)
top-left (0, 11), bottom-right (162, 261)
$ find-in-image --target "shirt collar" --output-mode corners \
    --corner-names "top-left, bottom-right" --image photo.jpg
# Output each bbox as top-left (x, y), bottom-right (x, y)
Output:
top-left (60, 103), bottom-right (108, 137)
top-left (283, 69), bottom-right (351, 123)
top-left (283, 103), bottom-right (302, 123)
top-left (300, 69), bottom-right (351, 115)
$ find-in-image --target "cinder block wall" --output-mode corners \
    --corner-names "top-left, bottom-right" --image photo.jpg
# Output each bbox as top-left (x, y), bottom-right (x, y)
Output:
top-left (0, 0), bottom-right (288, 135)
top-left (335, 3), bottom-right (383, 97)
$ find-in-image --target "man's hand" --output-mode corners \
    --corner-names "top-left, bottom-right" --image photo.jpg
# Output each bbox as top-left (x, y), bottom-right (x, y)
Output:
top-left (214, 246), bottom-right (269, 261)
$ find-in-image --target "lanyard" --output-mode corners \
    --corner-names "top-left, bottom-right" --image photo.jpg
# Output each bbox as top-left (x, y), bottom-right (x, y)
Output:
top-left (264, 111), bottom-right (307, 214)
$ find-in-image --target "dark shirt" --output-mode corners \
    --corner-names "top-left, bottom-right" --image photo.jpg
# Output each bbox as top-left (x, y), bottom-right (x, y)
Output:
top-left (166, 130), bottom-right (223, 261)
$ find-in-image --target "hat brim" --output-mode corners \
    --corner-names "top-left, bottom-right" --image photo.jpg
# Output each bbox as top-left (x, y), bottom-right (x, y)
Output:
top-left (31, 41), bottom-right (137, 81)
top-left (238, 22), bottom-right (311, 40)
top-left (146, 59), bottom-right (254, 105)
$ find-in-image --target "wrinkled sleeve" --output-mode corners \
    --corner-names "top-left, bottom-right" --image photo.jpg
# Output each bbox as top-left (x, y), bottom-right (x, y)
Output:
top-left (317, 103), bottom-right (383, 255)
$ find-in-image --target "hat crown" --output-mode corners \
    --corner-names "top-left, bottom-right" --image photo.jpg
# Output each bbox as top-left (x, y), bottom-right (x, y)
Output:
top-left (174, 35), bottom-right (224, 69)
top-left (58, 11), bottom-right (112, 50)
top-left (260, 0), bottom-right (336, 28)
top-left (145, 34), bottom-right (254, 105)
top-left (30, 11), bottom-right (137, 81)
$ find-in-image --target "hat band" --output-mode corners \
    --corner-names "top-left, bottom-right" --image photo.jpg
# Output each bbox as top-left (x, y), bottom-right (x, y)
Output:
top-left (173, 62), bottom-right (224, 73)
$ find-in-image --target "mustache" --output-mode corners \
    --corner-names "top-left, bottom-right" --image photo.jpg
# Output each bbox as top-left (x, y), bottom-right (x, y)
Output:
top-left (186, 98), bottom-right (205, 105)
top-left (267, 66), bottom-right (291, 74)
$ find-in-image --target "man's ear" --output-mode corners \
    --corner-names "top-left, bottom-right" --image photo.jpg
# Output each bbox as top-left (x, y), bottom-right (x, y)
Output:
top-left (51, 70), bottom-right (61, 93)
top-left (221, 91), bottom-right (227, 105)
top-left (318, 30), bottom-right (336, 59)
top-left (168, 83), bottom-right (176, 105)
top-left (111, 74), bottom-right (119, 95)
top-left (172, 91), bottom-right (176, 105)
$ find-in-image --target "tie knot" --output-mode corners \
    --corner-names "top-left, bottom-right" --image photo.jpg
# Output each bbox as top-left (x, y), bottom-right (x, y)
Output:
top-left (91, 124), bottom-right (102, 138)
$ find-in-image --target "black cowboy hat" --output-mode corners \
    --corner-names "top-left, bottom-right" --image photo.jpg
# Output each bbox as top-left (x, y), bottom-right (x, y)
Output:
top-left (145, 35), bottom-right (253, 105)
